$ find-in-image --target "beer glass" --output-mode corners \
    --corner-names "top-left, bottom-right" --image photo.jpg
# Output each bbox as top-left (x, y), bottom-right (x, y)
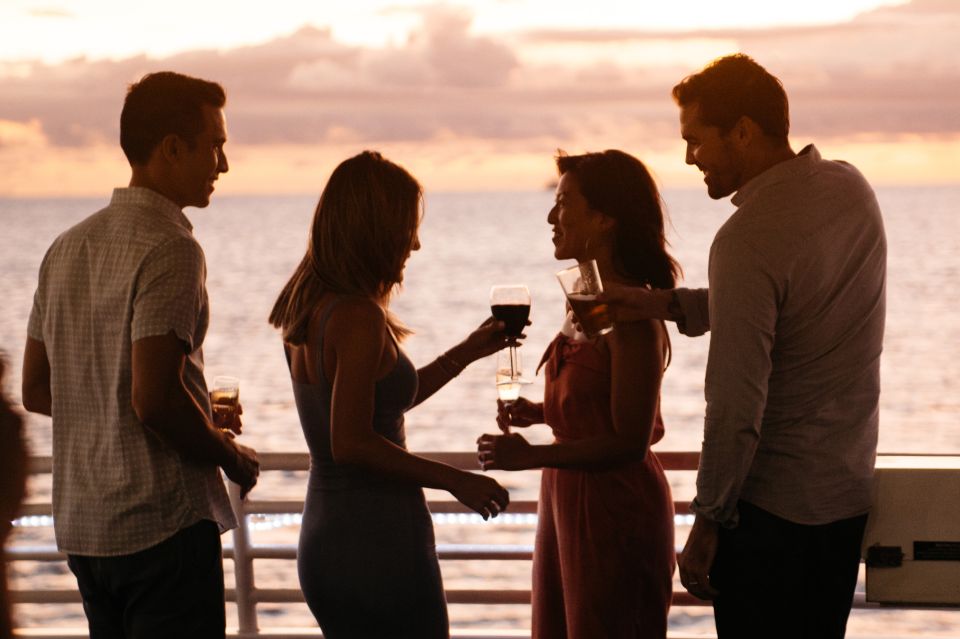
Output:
top-left (556, 260), bottom-right (613, 338)
top-left (210, 375), bottom-right (240, 419)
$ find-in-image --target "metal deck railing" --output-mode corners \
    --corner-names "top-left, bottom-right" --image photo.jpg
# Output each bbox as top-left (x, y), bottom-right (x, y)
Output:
top-left (5, 451), bottom-right (959, 639)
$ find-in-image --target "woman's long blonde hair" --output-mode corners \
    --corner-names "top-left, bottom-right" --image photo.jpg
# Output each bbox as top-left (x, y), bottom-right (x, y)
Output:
top-left (269, 151), bottom-right (422, 344)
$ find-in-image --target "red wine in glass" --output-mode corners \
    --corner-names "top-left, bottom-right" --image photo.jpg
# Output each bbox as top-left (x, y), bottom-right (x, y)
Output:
top-left (490, 285), bottom-right (531, 342)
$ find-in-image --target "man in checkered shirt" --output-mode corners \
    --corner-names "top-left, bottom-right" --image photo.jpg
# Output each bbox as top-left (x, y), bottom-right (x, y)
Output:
top-left (22, 72), bottom-right (260, 638)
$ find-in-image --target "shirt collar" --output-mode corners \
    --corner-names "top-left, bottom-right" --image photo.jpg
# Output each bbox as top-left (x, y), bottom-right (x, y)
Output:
top-left (109, 187), bottom-right (193, 232)
top-left (731, 144), bottom-right (818, 207)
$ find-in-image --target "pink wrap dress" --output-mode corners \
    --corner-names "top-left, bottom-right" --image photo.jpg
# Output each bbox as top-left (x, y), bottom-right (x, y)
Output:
top-left (533, 331), bottom-right (675, 638)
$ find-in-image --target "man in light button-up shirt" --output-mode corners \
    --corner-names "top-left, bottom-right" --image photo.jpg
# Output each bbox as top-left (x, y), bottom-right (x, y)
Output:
top-left (605, 55), bottom-right (885, 638)
top-left (673, 55), bottom-right (885, 639)
top-left (22, 72), bottom-right (260, 638)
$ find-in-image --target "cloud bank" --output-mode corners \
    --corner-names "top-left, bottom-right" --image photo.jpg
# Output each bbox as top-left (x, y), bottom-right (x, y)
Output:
top-left (0, 0), bottom-right (957, 192)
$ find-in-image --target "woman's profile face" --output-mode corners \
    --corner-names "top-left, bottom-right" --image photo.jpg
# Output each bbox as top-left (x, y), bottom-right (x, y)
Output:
top-left (396, 225), bottom-right (421, 284)
top-left (547, 172), bottom-right (601, 262)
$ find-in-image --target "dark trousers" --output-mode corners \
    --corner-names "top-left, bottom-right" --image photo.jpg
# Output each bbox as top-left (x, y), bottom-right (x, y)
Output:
top-left (67, 519), bottom-right (226, 639)
top-left (711, 501), bottom-right (867, 639)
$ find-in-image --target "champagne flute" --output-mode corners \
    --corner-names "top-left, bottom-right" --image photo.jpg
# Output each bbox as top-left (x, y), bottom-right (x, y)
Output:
top-left (496, 348), bottom-right (530, 434)
top-left (496, 347), bottom-right (524, 404)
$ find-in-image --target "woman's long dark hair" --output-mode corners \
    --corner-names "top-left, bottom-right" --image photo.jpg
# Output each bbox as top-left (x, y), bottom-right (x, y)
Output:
top-left (556, 150), bottom-right (681, 289)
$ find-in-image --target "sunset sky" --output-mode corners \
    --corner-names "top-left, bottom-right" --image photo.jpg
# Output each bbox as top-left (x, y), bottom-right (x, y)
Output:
top-left (1, 0), bottom-right (957, 195)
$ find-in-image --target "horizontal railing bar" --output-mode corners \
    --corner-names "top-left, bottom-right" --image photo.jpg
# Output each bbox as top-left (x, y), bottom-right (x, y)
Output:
top-left (9, 586), bottom-right (947, 612)
top-left (10, 590), bottom-right (80, 604)
top-left (233, 499), bottom-right (692, 516)
top-left (5, 547), bottom-right (64, 561)
top-left (23, 450), bottom-right (947, 476)
top-left (12, 450), bottom-right (960, 639)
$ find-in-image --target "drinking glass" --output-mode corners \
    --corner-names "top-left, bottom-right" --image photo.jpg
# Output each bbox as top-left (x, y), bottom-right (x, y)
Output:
top-left (496, 347), bottom-right (527, 404)
top-left (489, 284), bottom-right (531, 344)
top-left (556, 259), bottom-right (613, 338)
top-left (210, 375), bottom-right (240, 419)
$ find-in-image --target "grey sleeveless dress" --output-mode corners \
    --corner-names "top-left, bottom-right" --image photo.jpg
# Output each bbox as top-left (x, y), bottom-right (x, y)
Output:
top-left (289, 299), bottom-right (449, 638)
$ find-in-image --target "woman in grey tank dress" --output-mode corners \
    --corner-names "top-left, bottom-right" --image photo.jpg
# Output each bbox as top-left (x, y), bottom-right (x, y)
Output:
top-left (269, 152), bottom-right (512, 638)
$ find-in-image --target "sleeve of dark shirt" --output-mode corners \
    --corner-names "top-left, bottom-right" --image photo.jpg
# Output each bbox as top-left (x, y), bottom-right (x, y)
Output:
top-left (674, 287), bottom-right (709, 337)
top-left (691, 234), bottom-right (780, 526)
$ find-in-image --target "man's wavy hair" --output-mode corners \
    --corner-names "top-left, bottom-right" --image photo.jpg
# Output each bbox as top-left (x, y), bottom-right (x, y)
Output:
top-left (120, 71), bottom-right (226, 165)
top-left (672, 53), bottom-right (789, 142)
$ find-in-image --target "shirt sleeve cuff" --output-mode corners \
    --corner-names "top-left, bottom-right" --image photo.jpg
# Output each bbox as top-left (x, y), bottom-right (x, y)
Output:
top-left (675, 287), bottom-right (710, 337)
top-left (690, 497), bottom-right (740, 528)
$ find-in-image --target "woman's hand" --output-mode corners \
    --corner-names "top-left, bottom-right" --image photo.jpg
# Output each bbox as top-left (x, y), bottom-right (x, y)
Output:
top-left (476, 432), bottom-right (535, 471)
top-left (496, 397), bottom-right (543, 432)
top-left (448, 471), bottom-right (509, 520)
top-left (457, 316), bottom-right (529, 362)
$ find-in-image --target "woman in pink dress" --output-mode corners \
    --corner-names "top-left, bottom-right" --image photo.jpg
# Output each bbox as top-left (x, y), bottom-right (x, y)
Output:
top-left (478, 150), bottom-right (679, 638)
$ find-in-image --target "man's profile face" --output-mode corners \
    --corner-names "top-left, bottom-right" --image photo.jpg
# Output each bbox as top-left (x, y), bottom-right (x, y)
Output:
top-left (679, 102), bottom-right (744, 200)
top-left (175, 104), bottom-right (229, 209)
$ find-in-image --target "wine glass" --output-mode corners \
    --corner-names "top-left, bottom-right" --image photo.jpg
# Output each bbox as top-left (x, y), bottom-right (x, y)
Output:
top-left (490, 284), bottom-right (530, 347)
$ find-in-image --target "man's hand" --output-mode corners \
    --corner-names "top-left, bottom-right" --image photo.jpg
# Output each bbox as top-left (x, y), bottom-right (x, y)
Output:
top-left (212, 400), bottom-right (243, 435)
top-left (222, 436), bottom-right (260, 499)
top-left (600, 283), bottom-right (673, 323)
top-left (678, 514), bottom-right (721, 600)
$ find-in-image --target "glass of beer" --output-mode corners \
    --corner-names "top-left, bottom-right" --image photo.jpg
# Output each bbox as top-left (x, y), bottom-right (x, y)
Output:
top-left (210, 375), bottom-right (240, 419)
top-left (556, 260), bottom-right (613, 338)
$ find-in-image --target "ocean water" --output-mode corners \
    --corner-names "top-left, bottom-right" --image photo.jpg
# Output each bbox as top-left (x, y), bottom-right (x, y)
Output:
top-left (2, 186), bottom-right (959, 636)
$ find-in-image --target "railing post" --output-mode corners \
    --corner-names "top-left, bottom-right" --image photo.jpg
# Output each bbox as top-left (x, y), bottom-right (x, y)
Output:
top-left (228, 481), bottom-right (259, 635)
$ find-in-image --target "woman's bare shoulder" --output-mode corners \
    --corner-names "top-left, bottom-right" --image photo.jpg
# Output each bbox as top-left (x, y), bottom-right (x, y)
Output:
top-left (308, 295), bottom-right (386, 346)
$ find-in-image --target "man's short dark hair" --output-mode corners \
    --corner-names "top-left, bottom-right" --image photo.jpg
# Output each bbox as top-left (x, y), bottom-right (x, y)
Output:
top-left (120, 71), bottom-right (226, 165)
top-left (672, 53), bottom-right (789, 141)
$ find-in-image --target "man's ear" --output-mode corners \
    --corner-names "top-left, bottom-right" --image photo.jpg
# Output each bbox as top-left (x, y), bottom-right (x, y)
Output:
top-left (733, 115), bottom-right (761, 147)
top-left (158, 133), bottom-right (183, 163)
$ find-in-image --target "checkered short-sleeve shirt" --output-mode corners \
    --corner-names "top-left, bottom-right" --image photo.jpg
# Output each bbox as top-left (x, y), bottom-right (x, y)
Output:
top-left (27, 187), bottom-right (237, 556)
